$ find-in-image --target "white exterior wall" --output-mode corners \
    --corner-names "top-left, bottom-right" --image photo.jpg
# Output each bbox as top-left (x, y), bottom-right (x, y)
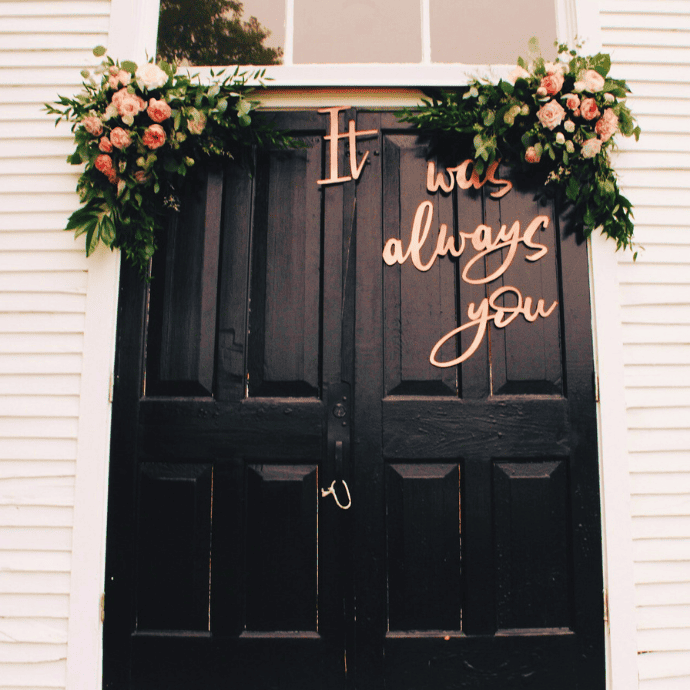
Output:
top-left (601, 1), bottom-right (690, 687)
top-left (0, 2), bottom-right (114, 689)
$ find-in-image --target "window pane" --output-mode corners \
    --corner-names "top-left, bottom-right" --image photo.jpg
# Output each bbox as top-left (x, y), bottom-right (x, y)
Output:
top-left (293, 0), bottom-right (422, 64)
top-left (430, 0), bottom-right (556, 64)
top-left (157, 0), bottom-right (284, 66)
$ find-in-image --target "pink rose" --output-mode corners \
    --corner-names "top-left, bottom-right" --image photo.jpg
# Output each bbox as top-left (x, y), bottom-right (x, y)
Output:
top-left (580, 98), bottom-right (600, 121)
top-left (142, 124), bottom-right (166, 149)
top-left (147, 98), bottom-right (172, 123)
top-left (112, 88), bottom-right (146, 119)
top-left (524, 146), bottom-right (541, 164)
top-left (134, 170), bottom-right (150, 184)
top-left (540, 72), bottom-right (564, 96)
top-left (109, 66), bottom-right (120, 76)
top-left (110, 127), bottom-right (132, 149)
top-left (187, 109), bottom-right (207, 135)
top-left (108, 70), bottom-right (132, 90)
top-left (563, 93), bottom-right (580, 111)
top-left (81, 116), bottom-right (103, 136)
top-left (536, 100), bottom-right (566, 130)
top-left (581, 138), bottom-right (602, 158)
top-left (595, 108), bottom-right (619, 142)
top-left (95, 154), bottom-right (113, 174)
top-left (105, 169), bottom-right (118, 184)
top-left (98, 136), bottom-right (113, 152)
top-left (582, 69), bottom-right (606, 93)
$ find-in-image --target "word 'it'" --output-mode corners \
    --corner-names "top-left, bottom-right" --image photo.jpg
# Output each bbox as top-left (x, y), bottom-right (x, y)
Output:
top-left (317, 106), bottom-right (378, 185)
top-left (427, 160), bottom-right (513, 199)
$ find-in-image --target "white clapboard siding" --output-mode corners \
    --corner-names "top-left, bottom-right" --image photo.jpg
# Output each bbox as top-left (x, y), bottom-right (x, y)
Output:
top-left (601, 1), bottom-right (690, 685)
top-left (0, 1), bottom-right (110, 688)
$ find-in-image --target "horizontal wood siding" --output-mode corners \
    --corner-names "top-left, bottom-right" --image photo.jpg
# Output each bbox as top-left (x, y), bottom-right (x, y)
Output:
top-left (602, 1), bottom-right (690, 687)
top-left (0, 1), bottom-right (110, 688)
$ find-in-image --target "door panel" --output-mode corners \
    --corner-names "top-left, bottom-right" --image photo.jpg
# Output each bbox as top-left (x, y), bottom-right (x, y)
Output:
top-left (104, 109), bottom-right (604, 690)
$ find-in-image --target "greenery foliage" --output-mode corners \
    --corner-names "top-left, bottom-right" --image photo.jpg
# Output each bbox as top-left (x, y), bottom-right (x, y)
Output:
top-left (157, 0), bottom-right (282, 66)
top-left (399, 41), bottom-right (641, 252)
top-left (45, 47), bottom-right (294, 274)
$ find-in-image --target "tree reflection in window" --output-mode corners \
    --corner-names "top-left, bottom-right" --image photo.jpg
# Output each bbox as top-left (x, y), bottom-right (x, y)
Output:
top-left (157, 0), bottom-right (282, 66)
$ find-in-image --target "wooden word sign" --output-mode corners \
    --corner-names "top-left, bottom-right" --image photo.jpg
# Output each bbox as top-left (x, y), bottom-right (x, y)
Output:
top-left (382, 161), bottom-right (558, 369)
top-left (317, 106), bottom-right (378, 185)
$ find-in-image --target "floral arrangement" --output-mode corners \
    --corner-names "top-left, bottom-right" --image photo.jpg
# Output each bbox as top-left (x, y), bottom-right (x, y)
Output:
top-left (45, 46), bottom-right (294, 274)
top-left (399, 42), bottom-right (641, 253)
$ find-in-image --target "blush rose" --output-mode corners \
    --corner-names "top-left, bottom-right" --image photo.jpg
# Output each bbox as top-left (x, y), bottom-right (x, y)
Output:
top-left (95, 154), bottom-right (113, 174)
top-left (187, 109), bottom-right (207, 135)
top-left (580, 98), bottom-right (600, 121)
top-left (110, 127), bottom-right (132, 149)
top-left (81, 116), bottom-right (103, 136)
top-left (595, 108), bottom-right (619, 142)
top-left (536, 100), bottom-right (566, 130)
top-left (524, 146), bottom-right (541, 164)
top-left (98, 136), bottom-right (113, 153)
top-left (540, 72), bottom-right (564, 96)
top-left (112, 88), bottom-right (146, 121)
top-left (147, 98), bottom-right (172, 123)
top-left (143, 124), bottom-right (166, 149)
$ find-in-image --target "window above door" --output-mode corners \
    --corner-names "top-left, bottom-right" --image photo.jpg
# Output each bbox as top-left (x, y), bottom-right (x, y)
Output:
top-left (155, 0), bottom-right (571, 85)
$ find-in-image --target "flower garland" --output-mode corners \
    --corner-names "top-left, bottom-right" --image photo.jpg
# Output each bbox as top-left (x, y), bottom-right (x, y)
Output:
top-left (399, 43), bottom-right (641, 253)
top-left (45, 47), bottom-right (295, 275)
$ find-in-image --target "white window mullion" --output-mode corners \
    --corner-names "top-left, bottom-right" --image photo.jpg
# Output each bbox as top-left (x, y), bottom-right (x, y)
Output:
top-left (421, 0), bottom-right (431, 64)
top-left (284, 0), bottom-right (295, 65)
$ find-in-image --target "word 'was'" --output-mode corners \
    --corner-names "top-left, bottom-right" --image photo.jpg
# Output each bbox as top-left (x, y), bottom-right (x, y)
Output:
top-left (427, 160), bottom-right (513, 199)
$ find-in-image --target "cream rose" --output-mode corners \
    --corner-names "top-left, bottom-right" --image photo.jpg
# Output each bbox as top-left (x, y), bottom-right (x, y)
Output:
top-left (187, 109), bottom-right (207, 135)
top-left (508, 66), bottom-right (530, 83)
top-left (135, 63), bottom-right (168, 91)
top-left (147, 98), bottom-right (172, 123)
top-left (582, 69), bottom-right (606, 92)
top-left (142, 124), bottom-right (166, 149)
top-left (110, 127), bottom-right (132, 150)
top-left (81, 116), bottom-right (103, 136)
top-left (580, 98), bottom-right (600, 121)
top-left (581, 138), bottom-right (602, 158)
top-left (536, 100), bottom-right (566, 130)
top-left (564, 120), bottom-right (575, 133)
top-left (540, 72), bottom-right (564, 96)
top-left (595, 108), bottom-right (619, 142)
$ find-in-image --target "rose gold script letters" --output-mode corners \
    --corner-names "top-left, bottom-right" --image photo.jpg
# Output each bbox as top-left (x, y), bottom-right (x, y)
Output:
top-left (317, 106), bottom-right (378, 185)
top-left (429, 287), bottom-right (558, 368)
top-left (381, 194), bottom-right (558, 368)
top-left (427, 160), bottom-right (513, 199)
top-left (382, 200), bottom-right (550, 285)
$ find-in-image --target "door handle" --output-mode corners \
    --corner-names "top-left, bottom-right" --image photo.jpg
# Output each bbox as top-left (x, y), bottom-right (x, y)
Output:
top-left (321, 478), bottom-right (352, 510)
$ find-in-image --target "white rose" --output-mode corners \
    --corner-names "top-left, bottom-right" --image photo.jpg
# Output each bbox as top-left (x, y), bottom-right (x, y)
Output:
top-left (564, 120), bottom-right (575, 133)
top-left (555, 132), bottom-right (565, 145)
top-left (573, 81), bottom-right (585, 93)
top-left (604, 93), bottom-right (615, 103)
top-left (135, 63), bottom-right (168, 91)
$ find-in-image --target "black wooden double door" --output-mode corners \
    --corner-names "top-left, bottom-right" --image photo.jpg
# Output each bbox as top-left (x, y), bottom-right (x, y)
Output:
top-left (104, 110), bottom-right (604, 689)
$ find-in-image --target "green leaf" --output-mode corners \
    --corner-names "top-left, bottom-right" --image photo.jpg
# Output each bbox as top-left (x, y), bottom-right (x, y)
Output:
top-left (80, 70), bottom-right (90, 79)
top-left (93, 46), bottom-right (107, 57)
top-left (500, 80), bottom-right (514, 95)
top-left (121, 60), bottom-right (137, 73)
